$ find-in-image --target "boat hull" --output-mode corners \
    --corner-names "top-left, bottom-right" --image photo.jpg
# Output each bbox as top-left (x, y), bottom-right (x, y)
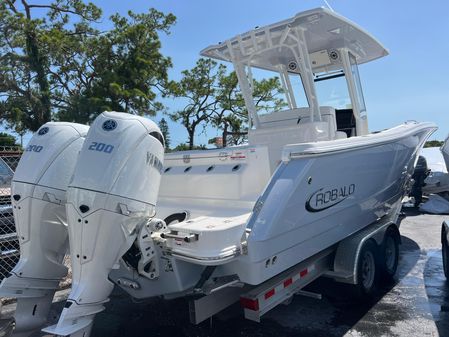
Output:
top-left (111, 122), bottom-right (435, 297)
top-left (222, 122), bottom-right (435, 284)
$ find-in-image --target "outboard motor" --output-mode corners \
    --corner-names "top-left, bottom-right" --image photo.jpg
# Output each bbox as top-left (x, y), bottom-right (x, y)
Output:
top-left (43, 112), bottom-right (164, 337)
top-left (0, 122), bottom-right (89, 336)
top-left (411, 155), bottom-right (430, 207)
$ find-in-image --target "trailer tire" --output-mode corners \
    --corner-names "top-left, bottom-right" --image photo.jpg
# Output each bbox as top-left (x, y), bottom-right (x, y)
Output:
top-left (354, 240), bottom-right (379, 298)
top-left (380, 229), bottom-right (399, 282)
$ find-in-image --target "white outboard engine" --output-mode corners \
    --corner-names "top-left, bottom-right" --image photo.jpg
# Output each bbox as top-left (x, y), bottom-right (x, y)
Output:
top-left (0, 122), bottom-right (89, 336)
top-left (43, 112), bottom-right (164, 337)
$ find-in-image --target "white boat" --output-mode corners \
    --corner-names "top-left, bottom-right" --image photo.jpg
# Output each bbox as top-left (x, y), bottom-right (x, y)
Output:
top-left (119, 7), bottom-right (436, 286)
top-left (1, 7), bottom-right (436, 337)
top-left (421, 137), bottom-right (449, 195)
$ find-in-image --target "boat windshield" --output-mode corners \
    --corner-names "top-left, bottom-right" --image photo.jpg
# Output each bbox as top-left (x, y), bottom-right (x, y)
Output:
top-left (251, 68), bottom-right (309, 117)
top-left (350, 53), bottom-right (367, 117)
top-left (314, 70), bottom-right (351, 110)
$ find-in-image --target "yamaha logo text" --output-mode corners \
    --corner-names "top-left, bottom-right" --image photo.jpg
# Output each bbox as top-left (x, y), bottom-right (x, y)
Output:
top-left (146, 152), bottom-right (163, 174)
top-left (306, 184), bottom-right (356, 213)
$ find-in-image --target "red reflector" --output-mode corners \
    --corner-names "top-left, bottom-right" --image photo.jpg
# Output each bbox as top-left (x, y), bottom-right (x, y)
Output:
top-left (300, 269), bottom-right (308, 277)
top-left (264, 289), bottom-right (275, 300)
top-left (283, 278), bottom-right (293, 287)
top-left (240, 297), bottom-right (259, 311)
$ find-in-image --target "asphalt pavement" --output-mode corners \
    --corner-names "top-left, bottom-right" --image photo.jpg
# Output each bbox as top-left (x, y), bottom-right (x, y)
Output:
top-left (1, 206), bottom-right (449, 337)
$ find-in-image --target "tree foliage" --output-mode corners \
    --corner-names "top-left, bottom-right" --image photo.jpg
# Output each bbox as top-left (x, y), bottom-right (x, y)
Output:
top-left (169, 58), bottom-right (287, 149)
top-left (0, 1), bottom-right (175, 131)
top-left (424, 140), bottom-right (444, 148)
top-left (0, 132), bottom-right (18, 146)
top-left (172, 143), bottom-right (206, 152)
top-left (213, 71), bottom-right (286, 147)
top-left (168, 58), bottom-right (224, 150)
top-left (158, 117), bottom-right (170, 151)
top-left (211, 71), bottom-right (246, 147)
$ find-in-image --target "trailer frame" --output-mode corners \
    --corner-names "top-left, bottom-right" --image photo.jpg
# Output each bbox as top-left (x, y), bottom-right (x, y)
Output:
top-left (189, 206), bottom-right (402, 324)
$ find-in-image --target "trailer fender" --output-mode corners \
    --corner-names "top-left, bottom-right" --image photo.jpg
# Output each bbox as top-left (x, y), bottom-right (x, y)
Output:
top-left (326, 218), bottom-right (398, 285)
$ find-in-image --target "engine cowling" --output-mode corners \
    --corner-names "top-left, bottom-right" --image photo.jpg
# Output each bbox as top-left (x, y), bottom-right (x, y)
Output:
top-left (0, 122), bottom-right (89, 335)
top-left (44, 111), bottom-right (164, 336)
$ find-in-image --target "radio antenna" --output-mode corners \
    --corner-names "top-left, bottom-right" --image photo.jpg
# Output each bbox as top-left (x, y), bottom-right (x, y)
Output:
top-left (323, 0), bottom-right (335, 12)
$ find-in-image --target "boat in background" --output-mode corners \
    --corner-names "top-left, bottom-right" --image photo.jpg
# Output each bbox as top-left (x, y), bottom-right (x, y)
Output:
top-left (421, 137), bottom-right (449, 195)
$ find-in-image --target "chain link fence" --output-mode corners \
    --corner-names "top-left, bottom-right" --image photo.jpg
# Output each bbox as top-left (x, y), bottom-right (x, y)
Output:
top-left (0, 146), bottom-right (22, 281)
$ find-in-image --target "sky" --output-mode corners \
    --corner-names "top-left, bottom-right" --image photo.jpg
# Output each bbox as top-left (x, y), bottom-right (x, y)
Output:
top-left (8, 0), bottom-right (449, 146)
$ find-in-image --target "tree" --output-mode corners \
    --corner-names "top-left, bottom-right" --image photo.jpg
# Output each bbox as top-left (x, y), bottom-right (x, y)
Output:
top-left (172, 143), bottom-right (206, 152)
top-left (0, 0), bottom-right (101, 131)
top-left (211, 71), bottom-right (246, 147)
top-left (424, 140), bottom-right (444, 148)
top-left (0, 132), bottom-right (18, 146)
top-left (212, 71), bottom-right (287, 147)
top-left (158, 118), bottom-right (170, 151)
top-left (0, 1), bottom-right (175, 131)
top-left (58, 10), bottom-right (176, 124)
top-left (168, 58), bottom-right (224, 150)
top-left (169, 58), bottom-right (288, 149)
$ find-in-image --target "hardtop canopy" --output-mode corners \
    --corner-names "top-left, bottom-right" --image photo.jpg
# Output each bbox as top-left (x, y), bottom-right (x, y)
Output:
top-left (200, 7), bottom-right (388, 72)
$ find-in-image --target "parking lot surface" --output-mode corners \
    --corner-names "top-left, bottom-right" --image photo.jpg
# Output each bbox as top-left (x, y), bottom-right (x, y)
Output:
top-left (1, 207), bottom-right (449, 337)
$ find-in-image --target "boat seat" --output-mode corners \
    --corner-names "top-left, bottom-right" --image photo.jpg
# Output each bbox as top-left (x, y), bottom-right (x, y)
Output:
top-left (249, 106), bottom-right (345, 171)
top-left (296, 107), bottom-right (341, 139)
top-left (256, 106), bottom-right (342, 140)
top-left (164, 213), bottom-right (250, 265)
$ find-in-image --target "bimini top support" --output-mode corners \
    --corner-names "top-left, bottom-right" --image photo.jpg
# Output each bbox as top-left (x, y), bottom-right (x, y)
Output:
top-left (201, 7), bottom-right (388, 128)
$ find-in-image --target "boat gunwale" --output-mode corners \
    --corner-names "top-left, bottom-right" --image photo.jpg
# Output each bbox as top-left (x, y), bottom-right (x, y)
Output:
top-left (284, 122), bottom-right (437, 159)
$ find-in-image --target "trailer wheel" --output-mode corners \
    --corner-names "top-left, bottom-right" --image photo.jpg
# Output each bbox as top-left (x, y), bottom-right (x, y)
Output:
top-left (442, 228), bottom-right (449, 279)
top-left (355, 240), bottom-right (379, 297)
top-left (380, 229), bottom-right (399, 282)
